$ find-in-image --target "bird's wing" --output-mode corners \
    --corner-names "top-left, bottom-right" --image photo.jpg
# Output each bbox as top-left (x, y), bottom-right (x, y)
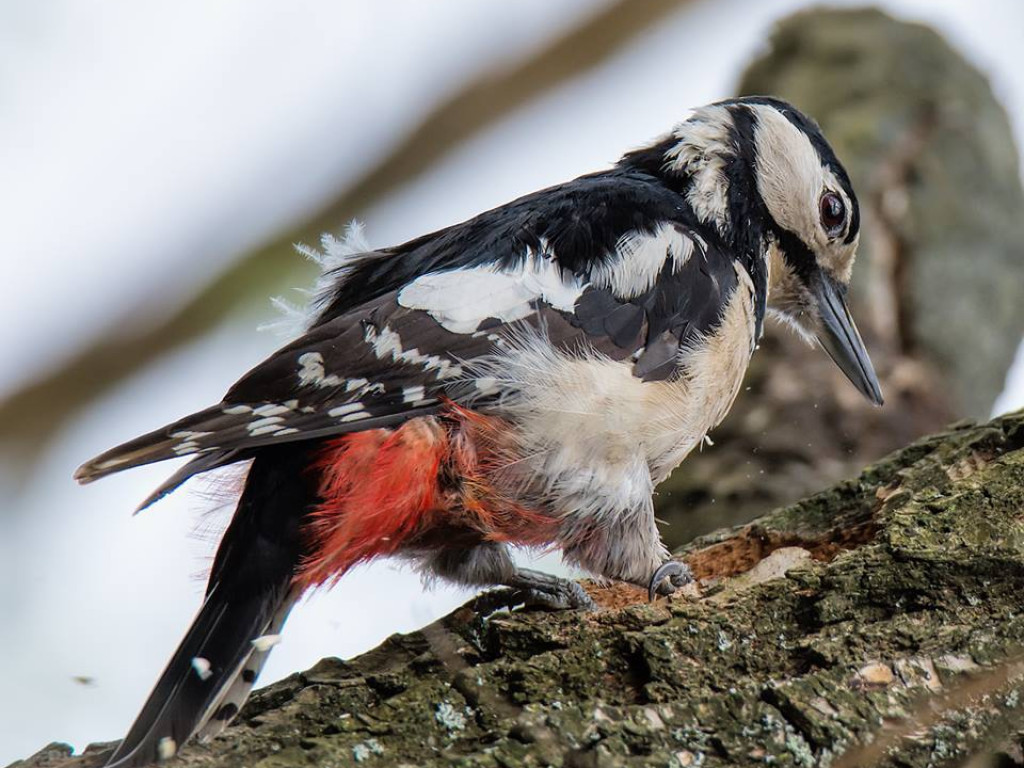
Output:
top-left (76, 169), bottom-right (739, 489)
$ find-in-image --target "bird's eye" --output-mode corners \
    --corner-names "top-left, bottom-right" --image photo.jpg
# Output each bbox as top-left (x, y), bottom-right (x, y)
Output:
top-left (819, 191), bottom-right (846, 237)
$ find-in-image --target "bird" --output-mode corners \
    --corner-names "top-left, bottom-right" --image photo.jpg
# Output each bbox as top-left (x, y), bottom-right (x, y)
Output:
top-left (75, 96), bottom-right (882, 766)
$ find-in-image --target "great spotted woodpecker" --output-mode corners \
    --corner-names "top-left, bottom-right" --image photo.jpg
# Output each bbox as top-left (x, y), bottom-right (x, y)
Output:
top-left (76, 96), bottom-right (882, 765)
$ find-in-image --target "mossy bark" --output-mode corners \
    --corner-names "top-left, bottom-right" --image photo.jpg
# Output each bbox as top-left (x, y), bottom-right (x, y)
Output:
top-left (18, 410), bottom-right (1024, 767)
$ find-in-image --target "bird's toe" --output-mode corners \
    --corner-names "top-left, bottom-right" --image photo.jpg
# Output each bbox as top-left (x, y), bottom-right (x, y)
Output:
top-left (647, 560), bottom-right (694, 601)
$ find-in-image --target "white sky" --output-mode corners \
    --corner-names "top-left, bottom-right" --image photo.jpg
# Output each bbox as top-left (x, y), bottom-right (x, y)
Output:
top-left (2, 0), bottom-right (1023, 762)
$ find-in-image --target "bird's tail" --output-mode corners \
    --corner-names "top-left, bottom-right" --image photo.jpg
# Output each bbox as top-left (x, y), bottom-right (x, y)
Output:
top-left (105, 446), bottom-right (318, 767)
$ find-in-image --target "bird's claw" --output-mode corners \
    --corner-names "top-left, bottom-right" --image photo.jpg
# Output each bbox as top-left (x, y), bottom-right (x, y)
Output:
top-left (518, 582), bottom-right (596, 611)
top-left (648, 560), bottom-right (693, 601)
top-left (480, 568), bottom-right (597, 612)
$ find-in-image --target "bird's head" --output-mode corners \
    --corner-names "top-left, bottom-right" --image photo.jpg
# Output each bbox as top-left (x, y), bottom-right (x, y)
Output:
top-left (748, 101), bottom-right (882, 406)
top-left (662, 97), bottom-right (883, 406)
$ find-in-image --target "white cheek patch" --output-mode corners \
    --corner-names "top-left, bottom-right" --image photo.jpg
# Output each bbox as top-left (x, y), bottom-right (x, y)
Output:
top-left (397, 249), bottom-right (586, 334)
top-left (752, 106), bottom-right (859, 280)
top-left (752, 105), bottom-right (825, 248)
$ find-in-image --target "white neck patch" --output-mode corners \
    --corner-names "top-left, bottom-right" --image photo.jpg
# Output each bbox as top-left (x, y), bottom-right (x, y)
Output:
top-left (665, 105), bottom-right (735, 232)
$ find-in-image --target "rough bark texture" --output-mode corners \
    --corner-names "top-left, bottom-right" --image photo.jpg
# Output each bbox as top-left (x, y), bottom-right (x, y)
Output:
top-left (657, 8), bottom-right (1024, 547)
top-left (17, 409), bottom-right (1024, 767)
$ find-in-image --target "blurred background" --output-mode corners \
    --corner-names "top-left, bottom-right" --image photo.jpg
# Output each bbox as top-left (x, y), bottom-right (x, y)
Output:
top-left (2, 0), bottom-right (1023, 762)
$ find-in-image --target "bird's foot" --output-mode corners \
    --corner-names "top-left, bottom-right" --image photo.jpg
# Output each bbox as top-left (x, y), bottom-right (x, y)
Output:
top-left (647, 560), bottom-right (694, 601)
top-left (479, 568), bottom-right (596, 612)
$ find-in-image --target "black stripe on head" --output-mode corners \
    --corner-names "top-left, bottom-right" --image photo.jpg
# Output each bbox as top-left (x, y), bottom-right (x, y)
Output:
top-left (722, 103), bottom-right (769, 338)
top-left (773, 225), bottom-right (818, 285)
top-left (723, 102), bottom-right (820, 287)
top-left (721, 96), bottom-right (860, 244)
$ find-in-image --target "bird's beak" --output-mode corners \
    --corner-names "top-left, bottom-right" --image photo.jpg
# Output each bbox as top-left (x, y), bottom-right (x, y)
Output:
top-left (813, 272), bottom-right (884, 406)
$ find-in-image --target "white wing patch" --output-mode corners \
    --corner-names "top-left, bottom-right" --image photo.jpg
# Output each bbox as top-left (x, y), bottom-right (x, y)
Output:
top-left (169, 429), bottom-right (212, 455)
top-left (247, 416), bottom-right (285, 436)
top-left (191, 656), bottom-right (213, 681)
top-left (297, 352), bottom-right (342, 388)
top-left (402, 385), bottom-right (425, 403)
top-left (397, 248), bottom-right (586, 334)
top-left (296, 352), bottom-right (382, 396)
top-left (591, 223), bottom-right (697, 299)
top-left (327, 402), bottom-right (364, 418)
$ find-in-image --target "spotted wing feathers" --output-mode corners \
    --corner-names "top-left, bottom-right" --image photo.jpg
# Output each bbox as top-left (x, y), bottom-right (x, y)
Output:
top-left (77, 167), bottom-right (741, 493)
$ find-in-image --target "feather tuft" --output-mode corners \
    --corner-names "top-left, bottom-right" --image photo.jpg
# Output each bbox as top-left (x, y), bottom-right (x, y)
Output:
top-left (265, 221), bottom-right (376, 338)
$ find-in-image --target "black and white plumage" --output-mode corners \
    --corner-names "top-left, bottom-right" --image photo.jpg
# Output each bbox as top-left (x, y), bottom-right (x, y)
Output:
top-left (77, 96), bottom-right (882, 766)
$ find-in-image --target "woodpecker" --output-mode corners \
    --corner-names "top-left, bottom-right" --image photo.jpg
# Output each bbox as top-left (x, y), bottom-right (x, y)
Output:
top-left (76, 96), bottom-right (882, 766)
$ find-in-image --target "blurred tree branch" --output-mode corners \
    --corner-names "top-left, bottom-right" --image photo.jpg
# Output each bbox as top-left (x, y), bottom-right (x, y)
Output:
top-left (2, 0), bottom-right (697, 472)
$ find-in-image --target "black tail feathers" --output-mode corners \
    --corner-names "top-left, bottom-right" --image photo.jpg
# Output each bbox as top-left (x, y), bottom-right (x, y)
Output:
top-left (105, 446), bottom-right (319, 767)
top-left (103, 582), bottom-right (297, 766)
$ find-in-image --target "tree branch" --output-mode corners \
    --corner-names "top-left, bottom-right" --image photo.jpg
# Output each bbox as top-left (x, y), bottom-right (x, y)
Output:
top-left (19, 408), bottom-right (1024, 767)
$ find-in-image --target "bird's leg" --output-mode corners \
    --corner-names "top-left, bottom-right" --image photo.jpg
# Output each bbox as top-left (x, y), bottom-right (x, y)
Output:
top-left (423, 543), bottom-right (595, 611)
top-left (563, 504), bottom-right (693, 602)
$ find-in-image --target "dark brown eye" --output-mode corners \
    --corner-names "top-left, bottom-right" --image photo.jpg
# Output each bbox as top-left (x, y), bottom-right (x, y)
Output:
top-left (819, 191), bottom-right (846, 237)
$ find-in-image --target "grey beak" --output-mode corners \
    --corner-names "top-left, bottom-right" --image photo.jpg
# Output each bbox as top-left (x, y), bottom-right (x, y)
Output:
top-left (814, 273), bottom-right (884, 406)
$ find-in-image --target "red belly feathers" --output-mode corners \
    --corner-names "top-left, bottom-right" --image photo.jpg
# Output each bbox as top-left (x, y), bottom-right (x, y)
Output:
top-left (296, 405), bottom-right (558, 589)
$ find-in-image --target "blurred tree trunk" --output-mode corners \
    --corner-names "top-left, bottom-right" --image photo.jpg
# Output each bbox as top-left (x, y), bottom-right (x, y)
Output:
top-left (19, 409), bottom-right (1024, 768)
top-left (657, 7), bottom-right (1024, 548)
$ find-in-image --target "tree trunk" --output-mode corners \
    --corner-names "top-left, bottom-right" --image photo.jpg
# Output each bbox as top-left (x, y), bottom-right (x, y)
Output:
top-left (19, 408), bottom-right (1024, 767)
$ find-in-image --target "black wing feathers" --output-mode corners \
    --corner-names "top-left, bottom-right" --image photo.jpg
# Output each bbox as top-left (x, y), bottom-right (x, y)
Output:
top-left (313, 169), bottom-right (686, 321)
top-left (78, 166), bottom-right (741, 487)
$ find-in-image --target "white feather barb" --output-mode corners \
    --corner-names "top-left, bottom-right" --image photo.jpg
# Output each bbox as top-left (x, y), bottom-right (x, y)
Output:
top-left (264, 220), bottom-right (376, 338)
